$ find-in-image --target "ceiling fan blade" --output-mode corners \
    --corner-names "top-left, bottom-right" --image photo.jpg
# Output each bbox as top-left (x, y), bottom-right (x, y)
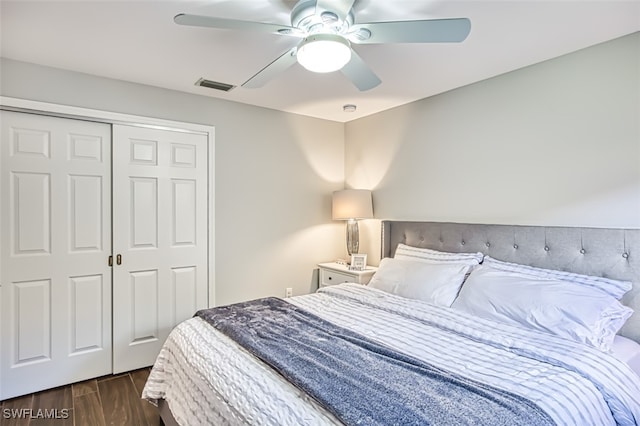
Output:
top-left (315, 0), bottom-right (356, 22)
top-left (174, 13), bottom-right (305, 37)
top-left (242, 47), bottom-right (298, 89)
top-left (348, 18), bottom-right (471, 44)
top-left (340, 49), bottom-right (381, 91)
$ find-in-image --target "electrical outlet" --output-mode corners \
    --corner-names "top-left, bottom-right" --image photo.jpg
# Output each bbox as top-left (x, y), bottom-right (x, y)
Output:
top-left (285, 287), bottom-right (293, 298)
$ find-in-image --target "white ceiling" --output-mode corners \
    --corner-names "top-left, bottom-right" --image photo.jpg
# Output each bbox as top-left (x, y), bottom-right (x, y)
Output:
top-left (1, 0), bottom-right (639, 122)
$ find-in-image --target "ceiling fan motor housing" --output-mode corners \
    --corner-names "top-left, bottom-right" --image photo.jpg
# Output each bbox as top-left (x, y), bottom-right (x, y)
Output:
top-left (291, 0), bottom-right (354, 34)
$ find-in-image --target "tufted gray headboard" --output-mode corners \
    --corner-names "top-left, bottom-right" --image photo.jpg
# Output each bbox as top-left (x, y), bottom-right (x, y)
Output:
top-left (381, 221), bottom-right (640, 344)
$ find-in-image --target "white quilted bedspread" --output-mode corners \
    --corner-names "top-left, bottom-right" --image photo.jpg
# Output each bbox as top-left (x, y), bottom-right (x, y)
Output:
top-left (142, 284), bottom-right (640, 426)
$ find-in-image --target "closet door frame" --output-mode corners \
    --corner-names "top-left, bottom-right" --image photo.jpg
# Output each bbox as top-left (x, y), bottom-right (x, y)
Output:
top-left (0, 96), bottom-right (216, 385)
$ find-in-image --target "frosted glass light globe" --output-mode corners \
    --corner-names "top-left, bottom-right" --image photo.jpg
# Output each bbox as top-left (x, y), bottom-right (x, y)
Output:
top-left (297, 34), bottom-right (352, 73)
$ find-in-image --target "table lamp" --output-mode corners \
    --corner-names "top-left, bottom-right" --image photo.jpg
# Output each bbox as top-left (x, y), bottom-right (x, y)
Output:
top-left (332, 189), bottom-right (373, 256)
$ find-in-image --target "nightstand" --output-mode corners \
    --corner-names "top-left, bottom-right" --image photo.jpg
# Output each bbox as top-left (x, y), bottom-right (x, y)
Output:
top-left (318, 262), bottom-right (378, 288)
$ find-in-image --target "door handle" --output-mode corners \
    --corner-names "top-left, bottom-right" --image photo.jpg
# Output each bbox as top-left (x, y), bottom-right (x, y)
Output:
top-left (108, 255), bottom-right (113, 266)
top-left (116, 254), bottom-right (122, 265)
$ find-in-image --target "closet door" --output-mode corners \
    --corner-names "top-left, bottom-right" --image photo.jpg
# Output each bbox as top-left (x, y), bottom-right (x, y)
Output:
top-left (112, 125), bottom-right (208, 373)
top-left (0, 111), bottom-right (112, 400)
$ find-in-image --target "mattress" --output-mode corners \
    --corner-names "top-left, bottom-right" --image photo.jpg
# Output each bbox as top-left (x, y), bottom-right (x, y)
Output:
top-left (142, 283), bottom-right (640, 425)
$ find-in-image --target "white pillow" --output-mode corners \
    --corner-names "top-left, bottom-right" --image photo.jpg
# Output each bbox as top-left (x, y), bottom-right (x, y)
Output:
top-left (483, 256), bottom-right (632, 300)
top-left (611, 335), bottom-right (640, 377)
top-left (451, 265), bottom-right (633, 351)
top-left (368, 257), bottom-right (473, 307)
top-left (394, 243), bottom-right (483, 265)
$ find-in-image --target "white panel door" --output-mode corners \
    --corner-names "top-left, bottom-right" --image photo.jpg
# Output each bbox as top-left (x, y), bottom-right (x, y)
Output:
top-left (0, 111), bottom-right (112, 399)
top-left (112, 125), bottom-right (208, 373)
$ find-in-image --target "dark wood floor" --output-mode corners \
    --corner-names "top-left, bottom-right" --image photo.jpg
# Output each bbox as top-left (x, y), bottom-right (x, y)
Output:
top-left (0, 368), bottom-right (160, 426)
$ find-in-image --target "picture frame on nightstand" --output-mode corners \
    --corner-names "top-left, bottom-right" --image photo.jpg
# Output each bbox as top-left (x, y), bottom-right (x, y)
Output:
top-left (349, 254), bottom-right (367, 271)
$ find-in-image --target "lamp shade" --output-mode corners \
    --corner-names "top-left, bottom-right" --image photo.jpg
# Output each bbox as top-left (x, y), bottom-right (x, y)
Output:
top-left (332, 189), bottom-right (373, 220)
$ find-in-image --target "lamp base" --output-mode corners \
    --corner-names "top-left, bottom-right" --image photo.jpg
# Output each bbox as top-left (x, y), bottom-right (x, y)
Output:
top-left (346, 219), bottom-right (359, 256)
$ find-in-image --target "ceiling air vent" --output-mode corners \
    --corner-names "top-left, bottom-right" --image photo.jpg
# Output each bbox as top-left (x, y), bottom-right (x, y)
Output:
top-left (195, 78), bottom-right (235, 92)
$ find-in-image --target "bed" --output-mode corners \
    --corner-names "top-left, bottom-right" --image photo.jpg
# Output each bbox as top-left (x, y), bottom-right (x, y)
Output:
top-left (143, 221), bottom-right (640, 425)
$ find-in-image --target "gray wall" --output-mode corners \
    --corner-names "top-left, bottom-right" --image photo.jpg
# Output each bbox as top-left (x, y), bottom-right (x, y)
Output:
top-left (345, 33), bottom-right (640, 263)
top-left (0, 58), bottom-right (346, 305)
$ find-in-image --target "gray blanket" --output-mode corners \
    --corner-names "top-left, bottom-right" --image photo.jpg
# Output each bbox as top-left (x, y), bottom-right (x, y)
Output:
top-left (196, 297), bottom-right (556, 426)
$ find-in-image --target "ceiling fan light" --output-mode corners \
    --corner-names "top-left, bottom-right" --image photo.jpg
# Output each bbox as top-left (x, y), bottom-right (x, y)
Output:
top-left (297, 34), bottom-right (351, 73)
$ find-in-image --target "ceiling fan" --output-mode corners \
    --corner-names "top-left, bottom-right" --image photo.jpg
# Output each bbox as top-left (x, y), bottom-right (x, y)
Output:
top-left (175, 0), bottom-right (471, 91)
